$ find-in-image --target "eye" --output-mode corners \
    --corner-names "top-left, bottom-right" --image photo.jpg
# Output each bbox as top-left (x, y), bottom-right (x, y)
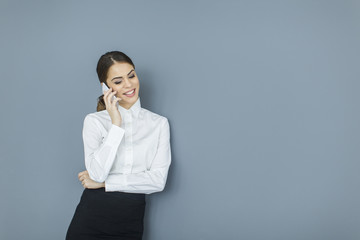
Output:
top-left (129, 74), bottom-right (135, 78)
top-left (115, 81), bottom-right (122, 84)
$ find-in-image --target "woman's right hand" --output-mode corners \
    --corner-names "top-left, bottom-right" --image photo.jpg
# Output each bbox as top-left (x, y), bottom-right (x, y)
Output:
top-left (103, 87), bottom-right (122, 126)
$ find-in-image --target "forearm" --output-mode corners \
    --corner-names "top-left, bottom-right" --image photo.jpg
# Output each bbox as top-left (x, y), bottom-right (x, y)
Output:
top-left (104, 166), bottom-right (170, 194)
top-left (83, 122), bottom-right (125, 182)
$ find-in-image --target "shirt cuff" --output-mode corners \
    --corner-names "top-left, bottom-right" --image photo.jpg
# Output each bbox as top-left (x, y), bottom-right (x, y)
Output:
top-left (104, 124), bottom-right (125, 146)
top-left (104, 174), bottom-right (128, 192)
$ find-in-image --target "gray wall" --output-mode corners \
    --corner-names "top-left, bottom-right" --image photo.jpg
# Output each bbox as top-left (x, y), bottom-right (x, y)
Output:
top-left (1, 0), bottom-right (360, 239)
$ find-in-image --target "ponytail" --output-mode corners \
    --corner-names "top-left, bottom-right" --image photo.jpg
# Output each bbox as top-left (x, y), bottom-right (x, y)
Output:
top-left (96, 94), bottom-right (106, 112)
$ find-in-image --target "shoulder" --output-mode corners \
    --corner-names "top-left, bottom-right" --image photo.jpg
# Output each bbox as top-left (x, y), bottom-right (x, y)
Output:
top-left (83, 110), bottom-right (110, 126)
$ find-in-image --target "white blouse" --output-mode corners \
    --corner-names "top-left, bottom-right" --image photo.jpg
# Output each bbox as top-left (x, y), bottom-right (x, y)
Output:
top-left (82, 97), bottom-right (171, 194)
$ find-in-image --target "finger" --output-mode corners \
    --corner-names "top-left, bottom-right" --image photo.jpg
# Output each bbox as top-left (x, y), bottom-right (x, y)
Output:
top-left (103, 88), bottom-right (112, 107)
top-left (83, 180), bottom-right (89, 188)
top-left (80, 173), bottom-right (90, 180)
top-left (110, 90), bottom-right (117, 97)
top-left (78, 171), bottom-right (86, 178)
top-left (112, 97), bottom-right (121, 107)
top-left (105, 89), bottom-right (117, 107)
top-left (78, 171), bottom-right (85, 178)
top-left (103, 88), bottom-right (110, 95)
top-left (109, 91), bottom-right (117, 104)
top-left (103, 87), bottom-right (111, 98)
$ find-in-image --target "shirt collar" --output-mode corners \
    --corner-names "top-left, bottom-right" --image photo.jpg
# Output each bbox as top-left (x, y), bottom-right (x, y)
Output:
top-left (117, 96), bottom-right (141, 119)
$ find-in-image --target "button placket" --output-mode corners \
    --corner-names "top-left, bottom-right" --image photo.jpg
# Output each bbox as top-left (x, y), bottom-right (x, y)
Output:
top-left (124, 112), bottom-right (133, 173)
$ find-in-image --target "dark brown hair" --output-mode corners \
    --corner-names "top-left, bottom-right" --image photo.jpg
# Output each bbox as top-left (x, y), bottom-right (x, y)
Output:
top-left (96, 51), bottom-right (135, 111)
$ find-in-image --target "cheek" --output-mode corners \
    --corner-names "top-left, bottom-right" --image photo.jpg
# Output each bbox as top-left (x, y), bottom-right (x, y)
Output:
top-left (114, 85), bottom-right (124, 92)
top-left (112, 87), bottom-right (122, 96)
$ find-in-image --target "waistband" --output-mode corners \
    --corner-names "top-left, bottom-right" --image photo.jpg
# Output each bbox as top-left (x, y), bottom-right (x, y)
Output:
top-left (84, 187), bottom-right (145, 200)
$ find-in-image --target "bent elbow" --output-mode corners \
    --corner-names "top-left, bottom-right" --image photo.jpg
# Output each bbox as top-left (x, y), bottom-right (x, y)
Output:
top-left (147, 179), bottom-right (167, 194)
top-left (150, 185), bottom-right (166, 194)
top-left (153, 171), bottom-right (169, 193)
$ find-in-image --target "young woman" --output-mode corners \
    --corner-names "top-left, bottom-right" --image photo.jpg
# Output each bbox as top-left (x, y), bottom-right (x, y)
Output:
top-left (66, 51), bottom-right (172, 240)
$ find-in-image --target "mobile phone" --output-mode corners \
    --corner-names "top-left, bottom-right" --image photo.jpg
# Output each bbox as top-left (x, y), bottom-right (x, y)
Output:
top-left (102, 83), bottom-right (121, 104)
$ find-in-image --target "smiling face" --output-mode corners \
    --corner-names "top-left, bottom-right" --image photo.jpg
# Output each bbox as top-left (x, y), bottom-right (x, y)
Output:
top-left (104, 61), bottom-right (140, 110)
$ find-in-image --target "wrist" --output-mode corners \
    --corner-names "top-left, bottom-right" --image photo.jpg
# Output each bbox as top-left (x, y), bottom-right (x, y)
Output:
top-left (112, 122), bottom-right (121, 127)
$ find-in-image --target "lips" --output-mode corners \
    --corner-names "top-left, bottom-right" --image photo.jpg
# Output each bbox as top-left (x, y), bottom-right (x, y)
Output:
top-left (123, 88), bottom-right (135, 95)
top-left (123, 88), bottom-right (136, 97)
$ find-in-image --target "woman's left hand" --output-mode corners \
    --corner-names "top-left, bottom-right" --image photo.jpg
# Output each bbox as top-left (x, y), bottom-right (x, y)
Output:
top-left (78, 170), bottom-right (105, 189)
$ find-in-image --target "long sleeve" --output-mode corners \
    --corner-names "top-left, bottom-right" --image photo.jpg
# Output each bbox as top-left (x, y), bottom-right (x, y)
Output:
top-left (105, 118), bottom-right (171, 194)
top-left (82, 114), bottom-right (125, 183)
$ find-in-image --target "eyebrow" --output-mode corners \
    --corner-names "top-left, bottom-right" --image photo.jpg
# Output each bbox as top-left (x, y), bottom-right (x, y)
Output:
top-left (111, 69), bottom-right (135, 81)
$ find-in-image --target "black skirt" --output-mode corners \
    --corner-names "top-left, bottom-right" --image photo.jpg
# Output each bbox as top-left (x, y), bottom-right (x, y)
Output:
top-left (66, 187), bottom-right (146, 240)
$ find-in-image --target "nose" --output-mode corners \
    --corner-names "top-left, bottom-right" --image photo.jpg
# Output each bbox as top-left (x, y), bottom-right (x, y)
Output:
top-left (124, 77), bottom-right (132, 88)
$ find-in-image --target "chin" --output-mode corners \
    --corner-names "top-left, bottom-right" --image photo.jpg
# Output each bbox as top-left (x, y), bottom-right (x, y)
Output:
top-left (126, 95), bottom-right (138, 102)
